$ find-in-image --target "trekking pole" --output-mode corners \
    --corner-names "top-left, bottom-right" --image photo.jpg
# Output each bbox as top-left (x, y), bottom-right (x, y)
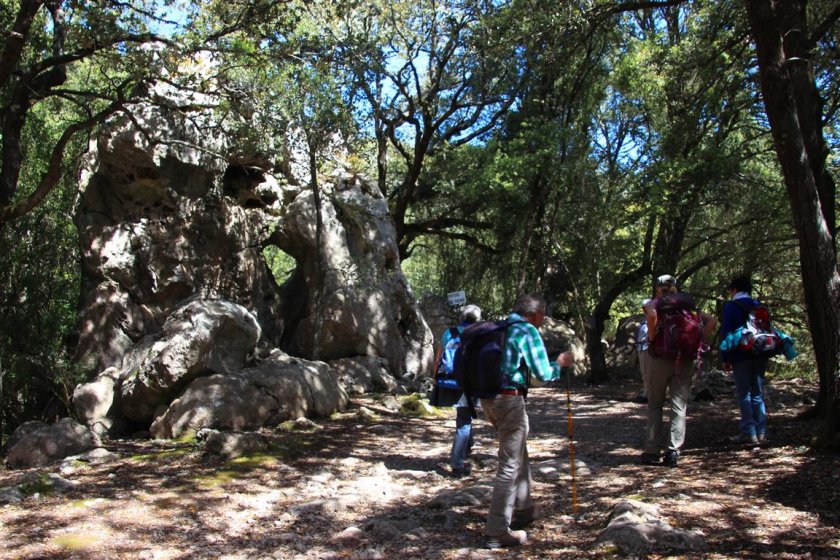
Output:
top-left (565, 367), bottom-right (578, 515)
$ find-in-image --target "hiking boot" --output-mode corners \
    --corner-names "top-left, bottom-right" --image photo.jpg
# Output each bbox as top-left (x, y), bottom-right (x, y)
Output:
top-left (757, 433), bottom-right (767, 444)
top-left (639, 452), bottom-right (660, 465)
top-left (510, 506), bottom-right (540, 530)
top-left (485, 530), bottom-right (527, 549)
top-left (663, 450), bottom-right (679, 467)
top-left (730, 433), bottom-right (759, 445)
top-left (451, 464), bottom-right (472, 477)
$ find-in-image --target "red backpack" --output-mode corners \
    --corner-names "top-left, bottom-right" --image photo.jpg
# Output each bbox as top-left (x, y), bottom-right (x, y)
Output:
top-left (733, 300), bottom-right (782, 357)
top-left (649, 293), bottom-right (705, 360)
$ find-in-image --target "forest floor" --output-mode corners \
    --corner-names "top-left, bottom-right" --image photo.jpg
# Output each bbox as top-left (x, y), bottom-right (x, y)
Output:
top-left (0, 376), bottom-right (838, 560)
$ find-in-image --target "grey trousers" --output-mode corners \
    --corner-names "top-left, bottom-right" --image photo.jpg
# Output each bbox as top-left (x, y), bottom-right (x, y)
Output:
top-left (480, 394), bottom-right (535, 536)
top-left (644, 355), bottom-right (693, 454)
top-left (638, 349), bottom-right (651, 397)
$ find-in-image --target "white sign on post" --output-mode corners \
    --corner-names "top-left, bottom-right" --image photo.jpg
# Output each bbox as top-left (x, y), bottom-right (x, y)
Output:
top-left (446, 290), bottom-right (466, 307)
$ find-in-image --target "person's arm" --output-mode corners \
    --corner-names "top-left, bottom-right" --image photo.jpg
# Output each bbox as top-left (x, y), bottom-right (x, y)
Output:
top-left (643, 300), bottom-right (658, 342)
top-left (519, 324), bottom-right (562, 382)
top-left (432, 345), bottom-right (443, 375)
top-left (701, 311), bottom-right (718, 339)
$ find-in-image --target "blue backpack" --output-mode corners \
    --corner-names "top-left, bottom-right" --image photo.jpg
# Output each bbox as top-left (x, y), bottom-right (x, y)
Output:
top-left (438, 327), bottom-right (461, 376)
top-left (429, 328), bottom-right (464, 408)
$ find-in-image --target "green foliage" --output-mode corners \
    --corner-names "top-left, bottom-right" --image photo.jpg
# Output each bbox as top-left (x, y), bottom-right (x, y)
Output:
top-left (263, 247), bottom-right (297, 286)
top-left (18, 473), bottom-right (54, 496)
top-left (0, 179), bottom-right (82, 439)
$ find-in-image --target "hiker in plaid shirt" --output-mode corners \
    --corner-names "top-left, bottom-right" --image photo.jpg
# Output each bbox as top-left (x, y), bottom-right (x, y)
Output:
top-left (482, 293), bottom-right (573, 549)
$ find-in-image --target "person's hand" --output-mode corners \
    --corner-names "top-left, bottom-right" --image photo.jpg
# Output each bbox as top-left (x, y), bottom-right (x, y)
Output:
top-left (556, 351), bottom-right (573, 368)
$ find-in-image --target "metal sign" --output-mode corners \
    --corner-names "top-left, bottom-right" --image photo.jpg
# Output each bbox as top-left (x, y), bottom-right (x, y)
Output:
top-left (446, 290), bottom-right (466, 307)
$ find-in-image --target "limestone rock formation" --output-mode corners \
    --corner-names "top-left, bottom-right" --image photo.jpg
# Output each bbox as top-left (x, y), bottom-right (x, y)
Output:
top-left (118, 297), bottom-right (262, 423)
top-left (328, 356), bottom-right (399, 396)
top-left (5, 418), bottom-right (99, 468)
top-left (595, 499), bottom-right (706, 555)
top-left (605, 314), bottom-right (644, 378)
top-left (418, 295), bottom-right (460, 348)
top-left (149, 351), bottom-right (348, 438)
top-left (64, 97), bottom-right (432, 440)
top-left (270, 172), bottom-right (433, 376)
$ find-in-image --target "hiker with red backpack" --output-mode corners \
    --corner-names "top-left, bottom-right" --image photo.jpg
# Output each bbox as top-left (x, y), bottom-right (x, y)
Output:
top-left (461, 293), bottom-right (573, 549)
top-left (720, 276), bottom-right (774, 446)
top-left (640, 275), bottom-right (717, 468)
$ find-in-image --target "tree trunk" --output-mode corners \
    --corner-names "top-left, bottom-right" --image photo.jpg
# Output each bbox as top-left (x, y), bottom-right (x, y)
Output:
top-left (584, 313), bottom-right (607, 383)
top-left (587, 264), bottom-right (651, 384)
top-left (744, 0), bottom-right (840, 446)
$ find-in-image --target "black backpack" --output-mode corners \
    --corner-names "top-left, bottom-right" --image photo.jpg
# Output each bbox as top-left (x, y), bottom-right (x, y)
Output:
top-left (453, 319), bottom-right (524, 418)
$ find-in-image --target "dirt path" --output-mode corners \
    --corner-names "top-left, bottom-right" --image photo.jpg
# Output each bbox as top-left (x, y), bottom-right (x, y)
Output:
top-left (1, 378), bottom-right (838, 559)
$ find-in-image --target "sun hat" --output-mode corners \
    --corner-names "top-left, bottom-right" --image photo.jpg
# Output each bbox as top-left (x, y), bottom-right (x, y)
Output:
top-left (655, 274), bottom-right (676, 287)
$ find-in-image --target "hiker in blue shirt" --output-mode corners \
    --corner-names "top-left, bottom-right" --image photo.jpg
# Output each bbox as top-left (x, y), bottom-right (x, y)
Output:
top-left (482, 293), bottom-right (573, 549)
top-left (721, 275), bottom-right (769, 445)
top-left (433, 304), bottom-right (482, 477)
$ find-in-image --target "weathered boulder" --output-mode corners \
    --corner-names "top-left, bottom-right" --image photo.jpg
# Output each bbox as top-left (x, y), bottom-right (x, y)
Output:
top-left (271, 171), bottom-right (433, 377)
top-left (149, 351), bottom-right (348, 438)
top-left (72, 367), bottom-right (120, 432)
top-left (119, 297), bottom-right (261, 422)
top-left (201, 430), bottom-right (269, 459)
top-left (595, 499), bottom-right (706, 555)
top-left (418, 295), bottom-right (460, 349)
top-left (72, 100), bottom-right (283, 373)
top-left (70, 99), bottom-right (433, 433)
top-left (606, 314), bottom-right (644, 374)
top-left (5, 418), bottom-right (99, 469)
top-left (328, 356), bottom-right (399, 395)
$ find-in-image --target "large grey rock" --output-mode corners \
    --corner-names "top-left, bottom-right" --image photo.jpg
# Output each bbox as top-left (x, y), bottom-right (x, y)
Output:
top-left (5, 418), bottom-right (99, 469)
top-left (418, 295), bottom-right (460, 350)
top-left (72, 102), bottom-right (281, 373)
top-left (203, 431), bottom-right (268, 459)
top-left (119, 297), bottom-right (261, 422)
top-left (73, 367), bottom-right (120, 427)
top-left (595, 499), bottom-right (706, 555)
top-left (272, 171), bottom-right (434, 377)
top-left (328, 356), bottom-right (399, 395)
top-left (71, 99), bottom-right (433, 431)
top-left (606, 314), bottom-right (644, 374)
top-left (149, 352), bottom-right (348, 438)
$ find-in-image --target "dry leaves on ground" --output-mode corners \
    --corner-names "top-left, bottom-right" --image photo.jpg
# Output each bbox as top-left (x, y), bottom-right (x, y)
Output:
top-left (0, 377), bottom-right (838, 559)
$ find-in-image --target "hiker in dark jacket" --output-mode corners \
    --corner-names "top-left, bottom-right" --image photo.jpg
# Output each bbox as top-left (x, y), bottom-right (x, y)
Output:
top-left (640, 275), bottom-right (717, 468)
top-left (721, 275), bottom-right (769, 445)
top-left (481, 293), bottom-right (573, 549)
